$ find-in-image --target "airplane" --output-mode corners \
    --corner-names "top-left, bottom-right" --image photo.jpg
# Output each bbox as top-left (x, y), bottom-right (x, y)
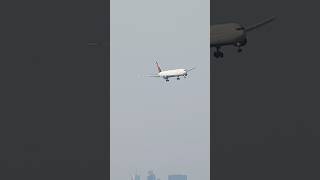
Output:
top-left (145, 61), bottom-right (195, 82)
top-left (211, 16), bottom-right (276, 58)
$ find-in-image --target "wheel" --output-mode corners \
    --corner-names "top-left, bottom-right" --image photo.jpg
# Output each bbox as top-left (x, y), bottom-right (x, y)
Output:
top-left (219, 51), bottom-right (224, 57)
top-left (214, 47), bottom-right (224, 58)
top-left (214, 51), bottom-right (223, 58)
top-left (166, 79), bottom-right (169, 82)
top-left (177, 77), bottom-right (180, 80)
top-left (237, 48), bottom-right (242, 53)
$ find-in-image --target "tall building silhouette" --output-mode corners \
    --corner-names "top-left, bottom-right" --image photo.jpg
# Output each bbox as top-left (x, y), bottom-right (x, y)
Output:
top-left (131, 174), bottom-right (141, 180)
top-left (168, 175), bottom-right (187, 180)
top-left (147, 170), bottom-right (156, 180)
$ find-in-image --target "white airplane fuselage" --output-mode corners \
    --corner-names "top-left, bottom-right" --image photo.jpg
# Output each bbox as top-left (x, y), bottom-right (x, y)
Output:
top-left (158, 69), bottom-right (187, 79)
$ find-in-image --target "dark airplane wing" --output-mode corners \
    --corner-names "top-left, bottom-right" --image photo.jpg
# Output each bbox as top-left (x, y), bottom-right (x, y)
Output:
top-left (245, 16), bottom-right (276, 32)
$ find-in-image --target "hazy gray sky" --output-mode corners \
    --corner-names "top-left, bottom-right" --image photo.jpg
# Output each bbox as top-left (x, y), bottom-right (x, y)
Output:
top-left (110, 0), bottom-right (209, 179)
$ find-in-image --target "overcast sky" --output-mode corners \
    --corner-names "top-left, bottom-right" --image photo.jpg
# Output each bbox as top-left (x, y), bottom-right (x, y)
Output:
top-left (110, 0), bottom-right (210, 179)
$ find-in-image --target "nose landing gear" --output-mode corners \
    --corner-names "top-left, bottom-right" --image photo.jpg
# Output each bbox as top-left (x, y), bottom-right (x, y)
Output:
top-left (236, 42), bottom-right (243, 53)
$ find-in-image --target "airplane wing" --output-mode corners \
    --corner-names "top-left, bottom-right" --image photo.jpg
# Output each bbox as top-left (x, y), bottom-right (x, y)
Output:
top-left (144, 74), bottom-right (160, 77)
top-left (245, 16), bottom-right (276, 32)
top-left (186, 67), bottom-right (196, 72)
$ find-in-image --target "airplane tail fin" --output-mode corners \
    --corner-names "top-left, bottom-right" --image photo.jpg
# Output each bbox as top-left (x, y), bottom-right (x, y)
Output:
top-left (245, 16), bottom-right (276, 32)
top-left (155, 61), bottom-right (162, 73)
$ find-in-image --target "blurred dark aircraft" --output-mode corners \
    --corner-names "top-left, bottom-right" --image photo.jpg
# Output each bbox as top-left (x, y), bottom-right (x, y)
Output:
top-left (211, 17), bottom-right (275, 58)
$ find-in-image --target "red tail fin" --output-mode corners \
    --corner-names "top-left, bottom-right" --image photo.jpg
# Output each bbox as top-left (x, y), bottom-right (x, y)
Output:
top-left (155, 61), bottom-right (162, 73)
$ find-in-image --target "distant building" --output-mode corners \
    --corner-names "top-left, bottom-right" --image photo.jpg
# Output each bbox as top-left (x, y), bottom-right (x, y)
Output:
top-left (168, 175), bottom-right (187, 180)
top-left (131, 174), bottom-right (141, 180)
top-left (147, 170), bottom-right (156, 180)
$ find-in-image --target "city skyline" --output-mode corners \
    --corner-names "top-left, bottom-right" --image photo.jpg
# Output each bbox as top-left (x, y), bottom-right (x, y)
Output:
top-left (130, 171), bottom-right (188, 180)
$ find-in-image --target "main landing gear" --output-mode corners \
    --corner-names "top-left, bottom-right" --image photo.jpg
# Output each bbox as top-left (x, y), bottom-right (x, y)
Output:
top-left (166, 79), bottom-right (169, 82)
top-left (214, 47), bottom-right (224, 58)
top-left (177, 77), bottom-right (180, 80)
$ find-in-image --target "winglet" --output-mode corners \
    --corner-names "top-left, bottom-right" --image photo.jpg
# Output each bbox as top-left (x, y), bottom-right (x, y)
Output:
top-left (155, 61), bottom-right (162, 73)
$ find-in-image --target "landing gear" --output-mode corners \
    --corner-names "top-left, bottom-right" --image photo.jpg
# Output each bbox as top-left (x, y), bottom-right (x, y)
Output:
top-left (165, 79), bottom-right (169, 82)
top-left (177, 77), bottom-right (180, 80)
top-left (214, 47), bottom-right (224, 58)
top-left (214, 51), bottom-right (224, 58)
top-left (184, 75), bottom-right (187, 78)
top-left (236, 42), bottom-right (243, 53)
top-left (236, 39), bottom-right (246, 53)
